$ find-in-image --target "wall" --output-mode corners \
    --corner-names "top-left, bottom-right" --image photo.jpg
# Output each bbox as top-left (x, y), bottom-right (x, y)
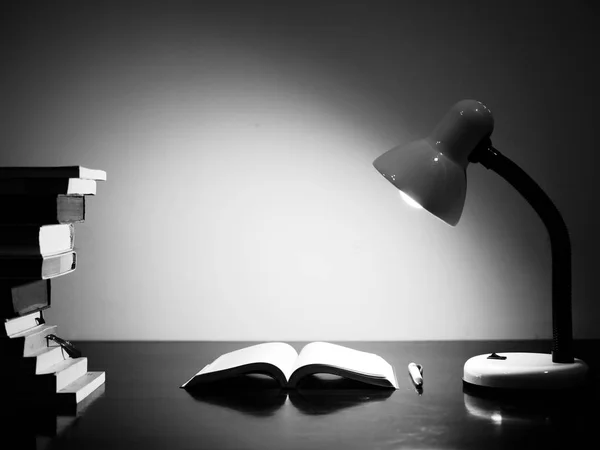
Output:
top-left (1, 0), bottom-right (598, 340)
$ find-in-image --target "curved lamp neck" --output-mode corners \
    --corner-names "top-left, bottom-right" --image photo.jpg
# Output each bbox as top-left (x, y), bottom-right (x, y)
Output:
top-left (469, 139), bottom-right (574, 364)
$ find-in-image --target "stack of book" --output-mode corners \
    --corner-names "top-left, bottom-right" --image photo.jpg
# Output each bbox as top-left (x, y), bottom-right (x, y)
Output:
top-left (0, 166), bottom-right (107, 413)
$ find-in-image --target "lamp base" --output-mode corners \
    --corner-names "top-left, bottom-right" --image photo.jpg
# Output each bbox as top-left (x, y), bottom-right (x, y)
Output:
top-left (463, 352), bottom-right (588, 390)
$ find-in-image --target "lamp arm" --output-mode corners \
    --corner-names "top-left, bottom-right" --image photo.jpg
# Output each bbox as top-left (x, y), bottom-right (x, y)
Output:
top-left (469, 139), bottom-right (574, 363)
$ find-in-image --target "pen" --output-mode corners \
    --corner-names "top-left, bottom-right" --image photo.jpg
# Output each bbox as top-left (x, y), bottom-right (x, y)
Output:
top-left (408, 362), bottom-right (423, 387)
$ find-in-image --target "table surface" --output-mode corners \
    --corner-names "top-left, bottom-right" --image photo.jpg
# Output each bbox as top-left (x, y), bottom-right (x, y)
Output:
top-left (3, 340), bottom-right (600, 450)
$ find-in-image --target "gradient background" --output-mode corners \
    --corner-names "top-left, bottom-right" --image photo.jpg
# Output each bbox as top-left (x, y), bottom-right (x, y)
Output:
top-left (0, 0), bottom-right (598, 341)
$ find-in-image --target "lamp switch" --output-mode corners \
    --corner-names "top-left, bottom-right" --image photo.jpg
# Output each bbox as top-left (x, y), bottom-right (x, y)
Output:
top-left (487, 352), bottom-right (507, 360)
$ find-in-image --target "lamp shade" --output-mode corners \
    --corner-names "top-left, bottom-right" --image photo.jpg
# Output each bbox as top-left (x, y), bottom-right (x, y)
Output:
top-left (373, 99), bottom-right (495, 226)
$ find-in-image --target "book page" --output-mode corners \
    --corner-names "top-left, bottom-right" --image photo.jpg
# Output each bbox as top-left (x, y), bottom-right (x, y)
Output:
top-left (197, 342), bottom-right (299, 381)
top-left (293, 342), bottom-right (398, 388)
top-left (68, 178), bottom-right (96, 195)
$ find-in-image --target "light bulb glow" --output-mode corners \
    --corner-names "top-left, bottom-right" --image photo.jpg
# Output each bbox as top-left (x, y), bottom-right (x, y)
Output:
top-left (400, 191), bottom-right (423, 209)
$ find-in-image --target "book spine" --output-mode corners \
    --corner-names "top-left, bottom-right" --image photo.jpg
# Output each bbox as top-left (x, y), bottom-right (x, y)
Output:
top-left (0, 178), bottom-right (71, 195)
top-left (0, 166), bottom-right (105, 181)
top-left (0, 257), bottom-right (44, 279)
top-left (0, 195), bottom-right (85, 224)
top-left (0, 279), bottom-right (51, 319)
top-left (0, 225), bottom-right (43, 255)
top-left (0, 251), bottom-right (76, 280)
top-left (0, 178), bottom-right (95, 195)
top-left (0, 167), bottom-right (80, 179)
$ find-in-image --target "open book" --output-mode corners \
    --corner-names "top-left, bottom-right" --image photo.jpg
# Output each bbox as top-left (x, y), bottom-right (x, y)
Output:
top-left (181, 342), bottom-right (399, 390)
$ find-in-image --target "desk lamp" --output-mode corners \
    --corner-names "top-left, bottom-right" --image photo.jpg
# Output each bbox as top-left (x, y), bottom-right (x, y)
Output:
top-left (373, 99), bottom-right (588, 390)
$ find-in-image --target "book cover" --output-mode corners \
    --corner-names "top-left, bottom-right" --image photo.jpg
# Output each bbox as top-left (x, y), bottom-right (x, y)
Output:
top-left (0, 224), bottom-right (74, 257)
top-left (0, 279), bottom-right (51, 319)
top-left (0, 166), bottom-right (106, 181)
top-left (0, 251), bottom-right (76, 280)
top-left (0, 178), bottom-right (96, 195)
top-left (0, 195), bottom-right (85, 225)
top-left (181, 342), bottom-right (399, 391)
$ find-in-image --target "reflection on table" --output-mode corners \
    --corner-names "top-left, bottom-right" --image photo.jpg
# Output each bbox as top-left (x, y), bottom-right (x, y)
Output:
top-left (187, 373), bottom-right (395, 416)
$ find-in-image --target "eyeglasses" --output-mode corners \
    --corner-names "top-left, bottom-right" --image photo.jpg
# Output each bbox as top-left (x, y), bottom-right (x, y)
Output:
top-left (46, 334), bottom-right (82, 358)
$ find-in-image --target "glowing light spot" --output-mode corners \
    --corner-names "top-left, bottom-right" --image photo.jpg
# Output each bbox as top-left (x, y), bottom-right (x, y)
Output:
top-left (433, 157), bottom-right (439, 162)
top-left (400, 191), bottom-right (423, 209)
top-left (491, 413), bottom-right (503, 424)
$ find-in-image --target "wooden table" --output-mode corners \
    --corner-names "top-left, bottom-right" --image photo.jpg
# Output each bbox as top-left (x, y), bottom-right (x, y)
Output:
top-left (4, 340), bottom-right (599, 450)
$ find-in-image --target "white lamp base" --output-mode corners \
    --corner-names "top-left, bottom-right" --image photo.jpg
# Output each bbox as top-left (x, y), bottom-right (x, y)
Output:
top-left (463, 352), bottom-right (588, 390)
